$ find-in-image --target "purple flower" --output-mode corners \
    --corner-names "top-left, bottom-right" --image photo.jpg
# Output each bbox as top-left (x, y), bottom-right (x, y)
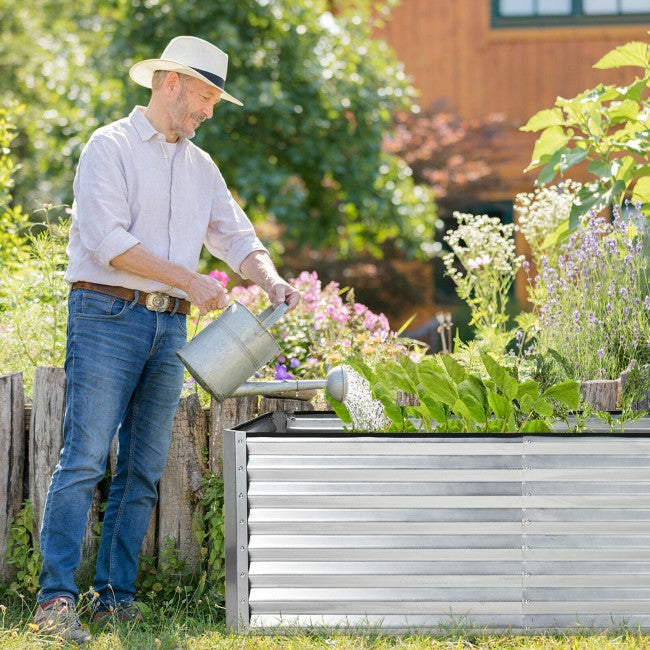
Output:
top-left (644, 296), bottom-right (650, 310)
top-left (597, 349), bottom-right (605, 359)
top-left (274, 363), bottom-right (292, 380)
top-left (289, 357), bottom-right (300, 368)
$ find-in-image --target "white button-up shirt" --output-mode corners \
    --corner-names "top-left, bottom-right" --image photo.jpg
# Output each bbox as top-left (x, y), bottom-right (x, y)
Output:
top-left (65, 106), bottom-right (268, 298)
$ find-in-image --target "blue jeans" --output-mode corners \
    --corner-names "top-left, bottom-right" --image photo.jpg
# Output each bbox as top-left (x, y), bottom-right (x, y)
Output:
top-left (38, 289), bottom-right (187, 606)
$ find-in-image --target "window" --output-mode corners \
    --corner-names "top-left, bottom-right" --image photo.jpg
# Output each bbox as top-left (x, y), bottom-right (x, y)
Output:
top-left (492, 0), bottom-right (650, 26)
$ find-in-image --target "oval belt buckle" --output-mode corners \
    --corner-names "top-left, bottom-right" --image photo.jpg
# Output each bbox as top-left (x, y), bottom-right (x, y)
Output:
top-left (146, 291), bottom-right (170, 312)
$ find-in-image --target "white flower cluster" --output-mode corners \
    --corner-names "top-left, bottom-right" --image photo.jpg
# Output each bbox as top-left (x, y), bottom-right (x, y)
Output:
top-left (443, 212), bottom-right (523, 278)
top-left (515, 181), bottom-right (582, 255)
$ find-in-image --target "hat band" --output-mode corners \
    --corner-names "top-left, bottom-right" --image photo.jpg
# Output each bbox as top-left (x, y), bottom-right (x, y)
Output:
top-left (189, 66), bottom-right (225, 90)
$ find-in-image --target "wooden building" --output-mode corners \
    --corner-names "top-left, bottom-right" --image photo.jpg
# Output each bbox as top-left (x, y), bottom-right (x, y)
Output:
top-left (366, 0), bottom-right (650, 322)
top-left (377, 0), bottom-right (650, 207)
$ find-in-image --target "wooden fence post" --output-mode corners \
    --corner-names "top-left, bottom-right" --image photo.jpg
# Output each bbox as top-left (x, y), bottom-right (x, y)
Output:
top-left (29, 367), bottom-right (66, 546)
top-left (0, 373), bottom-right (26, 582)
top-left (208, 396), bottom-right (258, 475)
top-left (259, 397), bottom-right (314, 417)
top-left (157, 394), bottom-right (208, 569)
top-left (29, 367), bottom-right (100, 558)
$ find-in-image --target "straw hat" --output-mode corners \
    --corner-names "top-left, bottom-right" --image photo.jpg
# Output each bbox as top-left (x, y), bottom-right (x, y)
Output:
top-left (129, 35), bottom-right (243, 107)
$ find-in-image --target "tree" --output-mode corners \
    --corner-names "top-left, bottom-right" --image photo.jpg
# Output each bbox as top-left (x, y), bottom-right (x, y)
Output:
top-left (3, 0), bottom-right (437, 260)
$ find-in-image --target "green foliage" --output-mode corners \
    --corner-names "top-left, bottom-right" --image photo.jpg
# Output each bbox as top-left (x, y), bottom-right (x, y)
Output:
top-left (0, 207), bottom-right (69, 393)
top-left (136, 539), bottom-right (193, 603)
top-left (0, 102), bottom-right (30, 270)
top-left (5, 501), bottom-right (42, 596)
top-left (196, 471), bottom-right (226, 605)
top-left (521, 38), bottom-right (650, 232)
top-left (3, 0), bottom-right (438, 260)
top-left (0, 0), bottom-right (126, 208)
top-left (338, 352), bottom-right (580, 433)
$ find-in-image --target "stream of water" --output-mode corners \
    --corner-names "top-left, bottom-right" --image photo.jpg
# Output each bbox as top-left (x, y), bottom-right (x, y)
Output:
top-left (341, 365), bottom-right (389, 431)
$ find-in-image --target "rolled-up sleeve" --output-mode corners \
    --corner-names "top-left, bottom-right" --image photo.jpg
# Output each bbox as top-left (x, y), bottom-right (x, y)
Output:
top-left (73, 135), bottom-right (140, 267)
top-left (204, 166), bottom-right (268, 276)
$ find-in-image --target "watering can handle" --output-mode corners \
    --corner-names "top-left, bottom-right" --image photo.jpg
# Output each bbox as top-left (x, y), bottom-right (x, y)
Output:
top-left (258, 302), bottom-right (289, 330)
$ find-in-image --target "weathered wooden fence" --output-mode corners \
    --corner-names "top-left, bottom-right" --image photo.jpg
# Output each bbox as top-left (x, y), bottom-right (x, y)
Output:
top-left (0, 368), bottom-right (313, 584)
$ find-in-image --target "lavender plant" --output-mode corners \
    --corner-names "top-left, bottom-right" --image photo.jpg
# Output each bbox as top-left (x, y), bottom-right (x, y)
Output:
top-left (532, 206), bottom-right (649, 382)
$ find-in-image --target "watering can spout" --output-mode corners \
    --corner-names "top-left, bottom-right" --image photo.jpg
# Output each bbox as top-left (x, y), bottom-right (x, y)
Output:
top-left (227, 366), bottom-right (348, 401)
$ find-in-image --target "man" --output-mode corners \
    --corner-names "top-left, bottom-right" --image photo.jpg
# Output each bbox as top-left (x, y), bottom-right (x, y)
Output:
top-left (34, 35), bottom-right (300, 642)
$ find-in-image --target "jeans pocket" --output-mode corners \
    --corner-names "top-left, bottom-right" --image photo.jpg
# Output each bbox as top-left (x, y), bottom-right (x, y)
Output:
top-left (77, 291), bottom-right (129, 319)
top-left (175, 313), bottom-right (188, 338)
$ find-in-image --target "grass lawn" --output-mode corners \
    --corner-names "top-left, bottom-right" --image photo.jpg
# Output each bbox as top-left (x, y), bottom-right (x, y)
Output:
top-left (1, 597), bottom-right (650, 650)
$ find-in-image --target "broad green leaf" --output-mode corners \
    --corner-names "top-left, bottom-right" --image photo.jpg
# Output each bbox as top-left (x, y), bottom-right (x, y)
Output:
top-left (537, 147), bottom-right (567, 184)
top-left (480, 353), bottom-right (519, 401)
top-left (441, 355), bottom-right (467, 384)
top-left (520, 108), bottom-right (565, 133)
top-left (419, 395), bottom-right (447, 426)
top-left (616, 156), bottom-right (638, 182)
top-left (558, 146), bottom-right (589, 173)
top-left (542, 380), bottom-right (580, 410)
top-left (588, 160), bottom-right (616, 179)
top-left (519, 419), bottom-right (552, 433)
top-left (594, 41), bottom-right (650, 70)
top-left (568, 180), bottom-right (626, 231)
top-left (417, 366), bottom-right (458, 407)
top-left (529, 126), bottom-right (572, 169)
top-left (517, 380), bottom-right (540, 401)
top-left (487, 390), bottom-right (513, 421)
top-left (633, 176), bottom-right (650, 204)
top-left (328, 396), bottom-right (352, 424)
top-left (519, 393), bottom-right (535, 415)
top-left (532, 396), bottom-right (554, 418)
top-left (457, 376), bottom-right (488, 423)
top-left (617, 77), bottom-right (647, 101)
top-left (451, 398), bottom-right (472, 425)
top-left (606, 99), bottom-right (640, 122)
top-left (380, 363), bottom-right (417, 395)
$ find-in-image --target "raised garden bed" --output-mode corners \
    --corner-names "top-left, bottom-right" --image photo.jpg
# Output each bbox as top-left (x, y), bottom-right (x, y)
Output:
top-left (225, 412), bottom-right (650, 633)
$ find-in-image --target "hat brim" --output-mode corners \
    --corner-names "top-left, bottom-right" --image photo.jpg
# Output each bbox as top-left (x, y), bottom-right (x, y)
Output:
top-left (129, 58), bottom-right (243, 107)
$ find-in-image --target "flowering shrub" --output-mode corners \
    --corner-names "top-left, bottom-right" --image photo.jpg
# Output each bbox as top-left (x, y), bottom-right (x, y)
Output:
top-left (514, 181), bottom-right (582, 267)
top-left (531, 206), bottom-right (649, 381)
top-left (443, 212), bottom-right (524, 332)
top-left (192, 270), bottom-right (416, 383)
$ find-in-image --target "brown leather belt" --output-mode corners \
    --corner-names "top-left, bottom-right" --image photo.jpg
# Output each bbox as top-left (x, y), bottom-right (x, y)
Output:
top-left (71, 281), bottom-right (191, 315)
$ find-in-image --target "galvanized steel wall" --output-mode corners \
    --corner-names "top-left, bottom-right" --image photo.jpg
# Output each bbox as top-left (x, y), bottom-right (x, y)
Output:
top-left (224, 424), bottom-right (650, 632)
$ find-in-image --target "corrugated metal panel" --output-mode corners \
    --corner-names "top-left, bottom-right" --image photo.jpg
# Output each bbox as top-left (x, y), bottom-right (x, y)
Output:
top-left (522, 436), bottom-right (650, 630)
top-left (235, 435), bottom-right (524, 631)
top-left (225, 422), bottom-right (650, 633)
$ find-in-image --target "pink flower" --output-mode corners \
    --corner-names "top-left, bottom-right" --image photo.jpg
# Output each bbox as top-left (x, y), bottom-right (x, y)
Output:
top-left (208, 269), bottom-right (230, 288)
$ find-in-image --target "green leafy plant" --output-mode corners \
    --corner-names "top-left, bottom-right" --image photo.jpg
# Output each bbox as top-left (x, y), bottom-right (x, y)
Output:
top-left (136, 539), bottom-right (193, 604)
top-left (0, 101), bottom-right (30, 272)
top-left (5, 501), bottom-right (42, 596)
top-left (521, 38), bottom-right (650, 232)
top-left (332, 352), bottom-right (580, 433)
top-left (196, 471), bottom-right (226, 605)
top-left (0, 206), bottom-right (69, 393)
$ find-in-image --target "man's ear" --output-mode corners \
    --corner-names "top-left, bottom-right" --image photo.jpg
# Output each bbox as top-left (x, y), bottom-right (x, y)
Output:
top-left (163, 71), bottom-right (181, 95)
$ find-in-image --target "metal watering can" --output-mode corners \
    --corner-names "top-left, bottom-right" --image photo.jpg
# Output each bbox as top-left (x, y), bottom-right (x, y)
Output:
top-left (177, 300), bottom-right (346, 402)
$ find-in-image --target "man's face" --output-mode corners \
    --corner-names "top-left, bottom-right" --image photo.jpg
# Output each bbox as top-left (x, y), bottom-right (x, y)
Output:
top-left (168, 75), bottom-right (222, 139)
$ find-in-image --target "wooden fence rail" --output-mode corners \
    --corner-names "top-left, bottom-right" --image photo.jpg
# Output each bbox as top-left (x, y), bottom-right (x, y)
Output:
top-left (0, 369), bottom-right (313, 583)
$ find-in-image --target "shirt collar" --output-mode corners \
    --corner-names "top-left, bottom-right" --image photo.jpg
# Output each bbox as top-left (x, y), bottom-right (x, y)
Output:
top-left (130, 106), bottom-right (188, 148)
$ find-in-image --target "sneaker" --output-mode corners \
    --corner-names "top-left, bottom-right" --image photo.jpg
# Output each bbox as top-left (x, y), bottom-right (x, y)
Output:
top-left (33, 596), bottom-right (92, 643)
top-left (91, 600), bottom-right (144, 627)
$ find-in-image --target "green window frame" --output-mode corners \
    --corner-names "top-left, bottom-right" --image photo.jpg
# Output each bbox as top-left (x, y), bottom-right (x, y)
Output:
top-left (491, 0), bottom-right (650, 27)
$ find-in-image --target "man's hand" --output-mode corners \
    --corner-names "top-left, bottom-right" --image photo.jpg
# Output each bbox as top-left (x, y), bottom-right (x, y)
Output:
top-left (268, 281), bottom-right (301, 311)
top-left (239, 251), bottom-right (301, 312)
top-left (185, 273), bottom-right (228, 315)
